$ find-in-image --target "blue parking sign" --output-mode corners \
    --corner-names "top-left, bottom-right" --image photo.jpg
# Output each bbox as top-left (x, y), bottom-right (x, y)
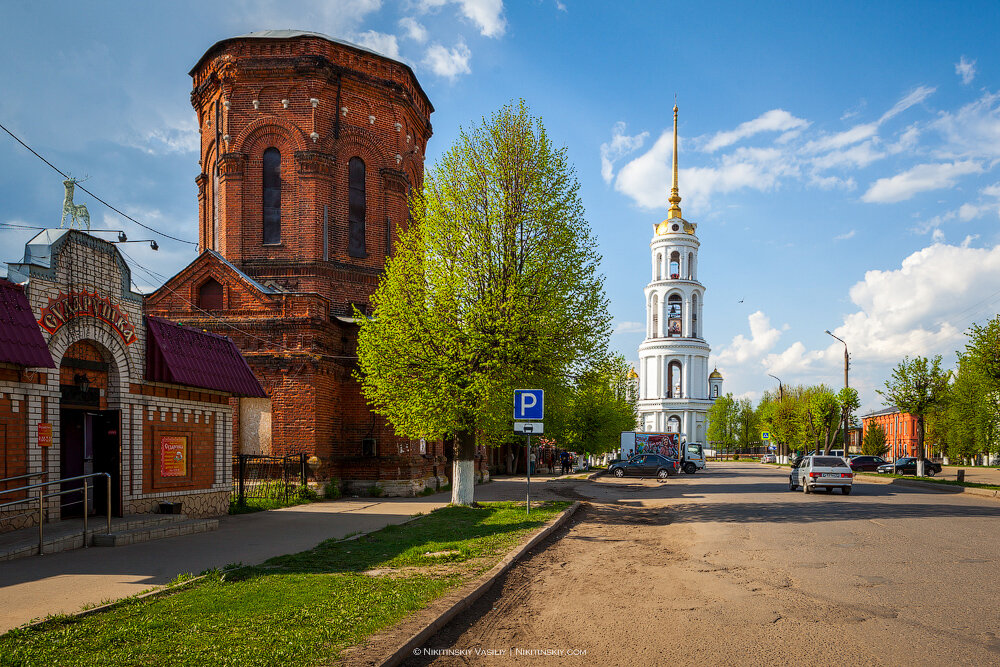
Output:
top-left (513, 389), bottom-right (544, 420)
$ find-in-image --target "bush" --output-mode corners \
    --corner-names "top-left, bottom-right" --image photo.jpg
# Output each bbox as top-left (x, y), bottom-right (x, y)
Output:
top-left (323, 479), bottom-right (342, 499)
top-left (368, 484), bottom-right (383, 498)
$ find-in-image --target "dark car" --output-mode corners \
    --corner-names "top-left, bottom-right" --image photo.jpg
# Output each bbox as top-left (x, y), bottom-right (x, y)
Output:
top-left (848, 455), bottom-right (888, 472)
top-left (876, 457), bottom-right (942, 476)
top-left (609, 454), bottom-right (679, 479)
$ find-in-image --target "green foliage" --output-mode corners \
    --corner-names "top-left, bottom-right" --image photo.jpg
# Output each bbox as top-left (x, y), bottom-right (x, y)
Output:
top-left (878, 355), bottom-right (951, 459)
top-left (562, 353), bottom-right (637, 455)
top-left (756, 384), bottom-right (856, 456)
top-left (707, 393), bottom-right (737, 449)
top-left (734, 397), bottom-right (761, 448)
top-left (861, 422), bottom-right (888, 456)
top-left (367, 484), bottom-right (384, 498)
top-left (355, 100), bottom-right (611, 502)
top-left (324, 479), bottom-right (342, 500)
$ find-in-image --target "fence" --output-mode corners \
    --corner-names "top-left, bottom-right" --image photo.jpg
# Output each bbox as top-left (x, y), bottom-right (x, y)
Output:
top-left (233, 454), bottom-right (307, 506)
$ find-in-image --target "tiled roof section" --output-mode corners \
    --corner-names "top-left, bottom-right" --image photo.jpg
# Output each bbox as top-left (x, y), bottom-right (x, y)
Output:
top-left (0, 278), bottom-right (54, 368)
top-left (145, 316), bottom-right (266, 397)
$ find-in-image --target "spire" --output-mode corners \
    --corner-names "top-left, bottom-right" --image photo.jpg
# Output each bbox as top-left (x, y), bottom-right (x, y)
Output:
top-left (667, 104), bottom-right (682, 219)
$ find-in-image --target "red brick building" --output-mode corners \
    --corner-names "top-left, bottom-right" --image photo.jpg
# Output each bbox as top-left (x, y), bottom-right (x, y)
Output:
top-left (147, 31), bottom-right (483, 495)
top-left (862, 407), bottom-right (921, 460)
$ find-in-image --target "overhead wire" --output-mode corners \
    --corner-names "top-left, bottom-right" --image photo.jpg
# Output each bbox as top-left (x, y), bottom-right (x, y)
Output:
top-left (0, 120), bottom-right (197, 246)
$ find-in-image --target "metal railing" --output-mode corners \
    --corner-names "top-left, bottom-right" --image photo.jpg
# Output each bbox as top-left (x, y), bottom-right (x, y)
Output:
top-left (233, 454), bottom-right (307, 506)
top-left (0, 473), bottom-right (111, 553)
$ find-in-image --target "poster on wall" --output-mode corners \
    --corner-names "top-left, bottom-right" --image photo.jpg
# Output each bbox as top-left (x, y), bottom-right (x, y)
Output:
top-left (160, 435), bottom-right (188, 477)
top-left (37, 423), bottom-right (53, 447)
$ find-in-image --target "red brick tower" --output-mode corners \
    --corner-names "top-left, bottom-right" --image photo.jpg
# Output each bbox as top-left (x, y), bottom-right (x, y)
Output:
top-left (147, 32), bottom-right (458, 495)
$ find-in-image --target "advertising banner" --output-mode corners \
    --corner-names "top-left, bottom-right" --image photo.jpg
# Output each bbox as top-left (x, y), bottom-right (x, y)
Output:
top-left (160, 435), bottom-right (188, 477)
top-left (634, 433), bottom-right (680, 459)
top-left (37, 422), bottom-right (53, 447)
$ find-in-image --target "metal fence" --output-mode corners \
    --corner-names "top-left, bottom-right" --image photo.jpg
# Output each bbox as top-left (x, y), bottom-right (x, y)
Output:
top-left (233, 454), bottom-right (307, 506)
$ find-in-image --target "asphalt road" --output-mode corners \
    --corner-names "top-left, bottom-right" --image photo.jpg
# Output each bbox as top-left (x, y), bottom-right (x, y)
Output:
top-left (407, 463), bottom-right (1000, 666)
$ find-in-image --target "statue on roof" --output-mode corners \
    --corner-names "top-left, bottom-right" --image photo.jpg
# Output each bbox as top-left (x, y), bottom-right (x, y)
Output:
top-left (60, 178), bottom-right (91, 231)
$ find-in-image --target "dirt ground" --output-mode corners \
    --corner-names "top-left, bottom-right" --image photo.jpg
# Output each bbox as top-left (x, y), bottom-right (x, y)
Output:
top-left (396, 467), bottom-right (1000, 667)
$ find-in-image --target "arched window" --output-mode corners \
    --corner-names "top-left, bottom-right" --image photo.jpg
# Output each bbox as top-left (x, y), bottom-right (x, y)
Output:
top-left (688, 252), bottom-right (694, 279)
top-left (712, 384), bottom-right (719, 398)
top-left (212, 159), bottom-right (220, 251)
top-left (691, 293), bottom-right (699, 338)
top-left (667, 415), bottom-right (681, 433)
top-left (651, 294), bottom-right (659, 337)
top-left (349, 157), bottom-right (367, 258)
top-left (656, 253), bottom-right (662, 280)
top-left (669, 251), bottom-right (680, 279)
top-left (667, 294), bottom-right (682, 337)
top-left (668, 361), bottom-right (682, 398)
top-left (262, 148), bottom-right (281, 244)
top-left (198, 278), bottom-right (223, 310)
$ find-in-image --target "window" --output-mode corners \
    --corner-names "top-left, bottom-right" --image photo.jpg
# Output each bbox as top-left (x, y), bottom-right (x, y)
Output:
top-left (712, 384), bottom-right (719, 398)
top-left (651, 294), bottom-right (659, 337)
top-left (262, 148), bottom-right (281, 244)
top-left (349, 157), bottom-right (367, 257)
top-left (668, 361), bottom-right (682, 398)
top-left (669, 251), bottom-right (680, 279)
top-left (667, 294), bottom-right (682, 337)
top-left (687, 252), bottom-right (694, 279)
top-left (656, 253), bottom-right (662, 280)
top-left (692, 293), bottom-right (699, 337)
top-left (198, 278), bottom-right (223, 310)
top-left (667, 416), bottom-right (681, 433)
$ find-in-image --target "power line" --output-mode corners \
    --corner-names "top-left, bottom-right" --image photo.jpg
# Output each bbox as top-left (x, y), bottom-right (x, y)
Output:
top-left (0, 120), bottom-right (197, 246)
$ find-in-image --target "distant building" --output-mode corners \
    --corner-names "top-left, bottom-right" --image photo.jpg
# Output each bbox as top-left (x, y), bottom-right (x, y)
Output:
top-left (862, 407), bottom-right (920, 459)
top-left (635, 106), bottom-right (721, 442)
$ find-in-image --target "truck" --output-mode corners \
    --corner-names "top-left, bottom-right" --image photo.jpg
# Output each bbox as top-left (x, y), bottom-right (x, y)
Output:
top-left (619, 431), bottom-right (707, 474)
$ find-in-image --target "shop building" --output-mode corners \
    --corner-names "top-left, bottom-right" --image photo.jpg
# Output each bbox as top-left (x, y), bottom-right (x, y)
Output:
top-left (862, 407), bottom-right (921, 459)
top-left (0, 229), bottom-right (265, 533)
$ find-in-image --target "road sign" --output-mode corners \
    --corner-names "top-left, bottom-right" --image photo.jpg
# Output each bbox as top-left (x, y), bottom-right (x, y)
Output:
top-left (768, 445), bottom-right (776, 451)
top-left (514, 421), bottom-right (544, 434)
top-left (761, 431), bottom-right (771, 440)
top-left (513, 389), bottom-right (544, 420)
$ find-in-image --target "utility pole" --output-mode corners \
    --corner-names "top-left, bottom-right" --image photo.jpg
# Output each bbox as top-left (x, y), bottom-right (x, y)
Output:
top-left (768, 374), bottom-right (784, 462)
top-left (825, 331), bottom-right (849, 459)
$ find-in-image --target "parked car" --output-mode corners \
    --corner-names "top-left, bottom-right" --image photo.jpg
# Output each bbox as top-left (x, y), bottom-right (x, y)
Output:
top-left (876, 457), bottom-right (942, 476)
top-left (609, 454), bottom-right (679, 479)
top-left (760, 454), bottom-right (777, 464)
top-left (848, 455), bottom-right (888, 472)
top-left (789, 455), bottom-right (854, 494)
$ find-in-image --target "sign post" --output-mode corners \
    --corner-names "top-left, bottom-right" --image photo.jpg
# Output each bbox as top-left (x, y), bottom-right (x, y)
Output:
top-left (513, 390), bottom-right (544, 514)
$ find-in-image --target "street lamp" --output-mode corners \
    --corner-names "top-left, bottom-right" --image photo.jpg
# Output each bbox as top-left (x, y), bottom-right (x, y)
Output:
top-left (825, 330), bottom-right (849, 458)
top-left (767, 374), bottom-right (783, 461)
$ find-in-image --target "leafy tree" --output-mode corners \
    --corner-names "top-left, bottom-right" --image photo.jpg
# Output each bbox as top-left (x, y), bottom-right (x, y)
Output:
top-left (707, 393), bottom-right (738, 451)
top-left (734, 397), bottom-right (761, 449)
top-left (563, 354), bottom-right (637, 455)
top-left (757, 386), bottom-right (806, 460)
top-left (861, 422), bottom-right (888, 457)
top-left (356, 101), bottom-right (610, 505)
top-left (878, 355), bottom-right (951, 476)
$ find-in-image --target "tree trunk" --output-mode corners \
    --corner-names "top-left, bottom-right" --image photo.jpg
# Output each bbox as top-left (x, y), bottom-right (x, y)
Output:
top-left (451, 428), bottom-right (477, 505)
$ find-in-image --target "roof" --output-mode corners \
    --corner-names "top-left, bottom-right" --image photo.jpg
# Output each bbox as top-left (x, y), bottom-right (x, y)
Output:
top-left (0, 278), bottom-right (55, 368)
top-left (864, 406), bottom-right (905, 418)
top-left (709, 368), bottom-right (723, 379)
top-left (145, 316), bottom-right (266, 397)
top-left (204, 250), bottom-right (277, 294)
top-left (189, 31), bottom-right (433, 111)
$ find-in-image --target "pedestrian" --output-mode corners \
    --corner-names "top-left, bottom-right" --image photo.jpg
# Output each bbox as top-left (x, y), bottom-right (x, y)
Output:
top-left (529, 450), bottom-right (536, 476)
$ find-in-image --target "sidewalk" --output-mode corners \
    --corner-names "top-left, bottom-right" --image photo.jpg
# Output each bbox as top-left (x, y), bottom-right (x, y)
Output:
top-left (0, 477), bottom-right (562, 634)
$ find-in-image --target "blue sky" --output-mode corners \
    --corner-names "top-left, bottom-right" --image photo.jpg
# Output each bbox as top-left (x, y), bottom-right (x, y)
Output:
top-left (2, 1), bottom-right (999, 413)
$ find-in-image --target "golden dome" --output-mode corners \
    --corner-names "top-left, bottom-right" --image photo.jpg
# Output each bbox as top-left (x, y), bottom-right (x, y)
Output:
top-left (627, 366), bottom-right (639, 380)
top-left (709, 367), bottom-right (723, 380)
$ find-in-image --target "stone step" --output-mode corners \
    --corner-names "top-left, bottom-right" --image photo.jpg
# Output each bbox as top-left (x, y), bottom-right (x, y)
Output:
top-left (92, 517), bottom-right (219, 547)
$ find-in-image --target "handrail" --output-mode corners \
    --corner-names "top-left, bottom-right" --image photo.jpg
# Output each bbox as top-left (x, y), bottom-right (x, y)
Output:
top-left (0, 471), bottom-right (46, 487)
top-left (0, 472), bottom-right (111, 554)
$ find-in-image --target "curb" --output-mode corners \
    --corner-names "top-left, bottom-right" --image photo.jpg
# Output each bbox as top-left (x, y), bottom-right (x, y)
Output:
top-left (586, 470), bottom-right (604, 480)
top-left (377, 500), bottom-right (582, 667)
top-left (857, 474), bottom-right (1000, 500)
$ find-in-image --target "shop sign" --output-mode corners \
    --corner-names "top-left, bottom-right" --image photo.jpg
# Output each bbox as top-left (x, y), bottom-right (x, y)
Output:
top-left (37, 290), bottom-right (137, 345)
top-left (160, 435), bottom-right (188, 477)
top-left (37, 422), bottom-right (53, 447)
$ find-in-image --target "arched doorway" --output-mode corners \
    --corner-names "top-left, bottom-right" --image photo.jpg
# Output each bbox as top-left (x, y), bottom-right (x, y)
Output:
top-left (59, 340), bottom-right (121, 517)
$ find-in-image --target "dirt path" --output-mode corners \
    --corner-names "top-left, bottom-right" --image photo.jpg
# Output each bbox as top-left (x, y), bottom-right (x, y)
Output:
top-left (402, 466), bottom-right (1000, 666)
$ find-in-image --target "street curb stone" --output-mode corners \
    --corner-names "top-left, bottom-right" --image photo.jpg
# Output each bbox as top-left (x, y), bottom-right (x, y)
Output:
top-left (857, 474), bottom-right (1000, 500)
top-left (373, 500), bottom-right (582, 667)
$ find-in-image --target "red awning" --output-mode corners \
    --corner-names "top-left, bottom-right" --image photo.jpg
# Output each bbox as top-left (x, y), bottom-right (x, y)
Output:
top-left (0, 278), bottom-right (54, 368)
top-left (145, 316), bottom-right (266, 397)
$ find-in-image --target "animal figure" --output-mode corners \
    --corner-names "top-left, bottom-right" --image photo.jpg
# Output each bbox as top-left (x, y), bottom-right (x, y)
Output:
top-left (60, 179), bottom-right (90, 230)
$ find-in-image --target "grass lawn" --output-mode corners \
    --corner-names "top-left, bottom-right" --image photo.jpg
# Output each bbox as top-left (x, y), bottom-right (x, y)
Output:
top-left (0, 501), bottom-right (568, 667)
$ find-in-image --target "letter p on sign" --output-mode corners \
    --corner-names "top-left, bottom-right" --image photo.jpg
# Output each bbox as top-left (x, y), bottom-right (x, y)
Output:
top-left (514, 389), bottom-right (544, 420)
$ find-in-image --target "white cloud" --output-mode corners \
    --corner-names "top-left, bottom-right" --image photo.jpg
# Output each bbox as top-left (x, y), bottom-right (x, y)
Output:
top-left (879, 85), bottom-right (935, 123)
top-left (956, 56), bottom-right (976, 85)
top-left (810, 140), bottom-right (885, 170)
top-left (614, 321), bottom-right (645, 334)
top-left (862, 160), bottom-right (982, 203)
top-left (600, 122), bottom-right (648, 184)
top-left (803, 122), bottom-right (878, 153)
top-left (352, 30), bottom-right (400, 59)
top-left (701, 109), bottom-right (809, 152)
top-left (423, 40), bottom-right (472, 79)
top-left (417, 0), bottom-right (507, 37)
top-left (714, 311), bottom-right (783, 365)
top-left (399, 17), bottom-right (428, 43)
top-left (931, 91), bottom-right (1000, 159)
top-left (834, 230), bottom-right (856, 241)
top-left (231, 0), bottom-right (382, 34)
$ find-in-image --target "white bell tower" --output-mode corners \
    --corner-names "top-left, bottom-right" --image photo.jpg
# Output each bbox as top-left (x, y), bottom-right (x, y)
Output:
top-left (636, 105), bottom-right (721, 443)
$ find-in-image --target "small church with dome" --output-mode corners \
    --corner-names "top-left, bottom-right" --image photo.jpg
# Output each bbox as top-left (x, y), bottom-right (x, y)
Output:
top-left (636, 105), bottom-right (722, 443)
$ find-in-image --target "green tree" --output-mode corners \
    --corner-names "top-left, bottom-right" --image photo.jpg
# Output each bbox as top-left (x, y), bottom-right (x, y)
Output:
top-left (707, 393), bottom-right (738, 451)
top-left (563, 354), bottom-right (637, 456)
top-left (861, 422), bottom-right (888, 457)
top-left (734, 397), bottom-right (761, 450)
top-left (878, 355), bottom-right (951, 476)
top-left (757, 386), bottom-right (806, 461)
top-left (356, 101), bottom-right (611, 505)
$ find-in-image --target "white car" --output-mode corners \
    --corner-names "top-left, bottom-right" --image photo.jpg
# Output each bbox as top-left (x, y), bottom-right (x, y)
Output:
top-left (789, 455), bottom-right (854, 494)
top-left (760, 454), bottom-right (777, 464)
